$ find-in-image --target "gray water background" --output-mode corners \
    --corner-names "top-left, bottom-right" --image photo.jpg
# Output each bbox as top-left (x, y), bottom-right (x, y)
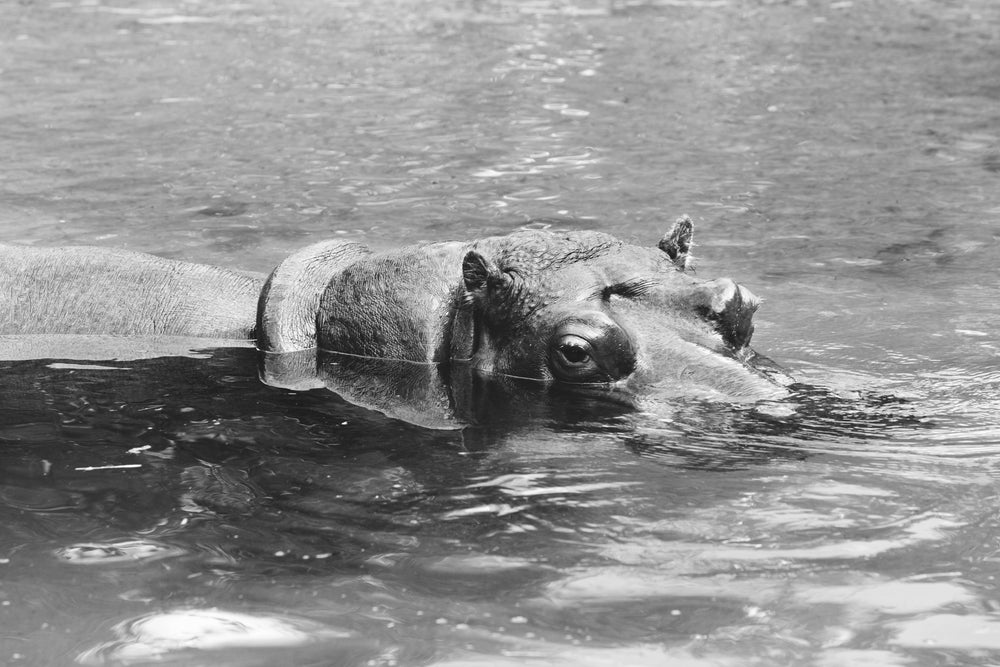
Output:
top-left (2, 0), bottom-right (1000, 665)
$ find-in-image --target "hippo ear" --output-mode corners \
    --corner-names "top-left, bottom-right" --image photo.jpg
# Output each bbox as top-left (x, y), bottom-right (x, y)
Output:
top-left (658, 215), bottom-right (694, 270)
top-left (462, 250), bottom-right (499, 293)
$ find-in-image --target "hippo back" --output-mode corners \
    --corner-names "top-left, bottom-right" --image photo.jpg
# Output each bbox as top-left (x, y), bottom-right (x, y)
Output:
top-left (0, 243), bottom-right (263, 338)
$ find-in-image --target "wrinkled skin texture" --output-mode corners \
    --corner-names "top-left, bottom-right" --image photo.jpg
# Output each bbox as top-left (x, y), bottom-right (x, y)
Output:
top-left (1, 222), bottom-right (786, 424)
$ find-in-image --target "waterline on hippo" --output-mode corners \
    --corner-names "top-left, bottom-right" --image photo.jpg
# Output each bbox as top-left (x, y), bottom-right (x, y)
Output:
top-left (261, 346), bottom-right (790, 431)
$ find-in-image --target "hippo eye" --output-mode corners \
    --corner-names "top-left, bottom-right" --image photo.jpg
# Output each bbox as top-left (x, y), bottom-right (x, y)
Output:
top-left (557, 336), bottom-right (592, 366)
top-left (550, 334), bottom-right (602, 382)
top-left (548, 317), bottom-right (636, 384)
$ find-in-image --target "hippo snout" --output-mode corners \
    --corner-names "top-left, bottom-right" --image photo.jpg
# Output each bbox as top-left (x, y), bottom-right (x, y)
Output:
top-left (702, 278), bottom-right (759, 351)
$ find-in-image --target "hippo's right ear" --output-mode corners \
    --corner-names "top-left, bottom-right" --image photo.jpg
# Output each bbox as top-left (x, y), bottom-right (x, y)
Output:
top-left (462, 250), bottom-right (499, 294)
top-left (658, 215), bottom-right (694, 270)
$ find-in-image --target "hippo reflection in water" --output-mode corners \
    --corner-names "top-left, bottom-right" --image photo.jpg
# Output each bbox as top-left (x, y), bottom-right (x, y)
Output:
top-left (0, 218), bottom-right (788, 426)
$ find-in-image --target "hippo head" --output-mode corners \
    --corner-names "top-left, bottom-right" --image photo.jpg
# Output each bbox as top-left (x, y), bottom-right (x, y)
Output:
top-left (258, 219), bottom-right (787, 427)
top-left (449, 219), bottom-right (784, 405)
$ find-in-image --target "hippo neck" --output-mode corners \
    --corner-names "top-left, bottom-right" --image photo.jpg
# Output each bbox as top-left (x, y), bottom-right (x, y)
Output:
top-left (314, 241), bottom-right (469, 362)
top-left (256, 240), bottom-right (374, 353)
top-left (257, 239), bottom-right (472, 363)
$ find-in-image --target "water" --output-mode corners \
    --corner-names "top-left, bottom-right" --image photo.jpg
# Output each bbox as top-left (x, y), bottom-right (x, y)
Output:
top-left (2, 0), bottom-right (1000, 664)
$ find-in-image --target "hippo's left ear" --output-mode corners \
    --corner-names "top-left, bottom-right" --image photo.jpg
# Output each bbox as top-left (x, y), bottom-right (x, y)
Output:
top-left (658, 215), bottom-right (694, 270)
top-left (462, 250), bottom-right (503, 294)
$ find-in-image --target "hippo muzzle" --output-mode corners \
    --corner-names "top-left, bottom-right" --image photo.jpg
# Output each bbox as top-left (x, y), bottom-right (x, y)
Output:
top-left (540, 276), bottom-right (779, 404)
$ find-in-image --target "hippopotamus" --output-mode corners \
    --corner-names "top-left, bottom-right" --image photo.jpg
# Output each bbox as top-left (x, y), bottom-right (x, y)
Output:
top-left (0, 218), bottom-right (787, 425)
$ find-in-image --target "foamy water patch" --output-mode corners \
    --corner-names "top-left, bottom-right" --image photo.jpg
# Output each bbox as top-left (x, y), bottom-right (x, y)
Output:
top-left (76, 608), bottom-right (348, 665)
top-left (56, 540), bottom-right (185, 566)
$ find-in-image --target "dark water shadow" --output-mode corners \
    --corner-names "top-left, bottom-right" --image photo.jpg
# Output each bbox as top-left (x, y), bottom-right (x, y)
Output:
top-left (1, 347), bottom-right (929, 474)
top-left (263, 347), bottom-right (927, 469)
top-left (0, 348), bottom-right (930, 535)
top-left (622, 382), bottom-right (929, 470)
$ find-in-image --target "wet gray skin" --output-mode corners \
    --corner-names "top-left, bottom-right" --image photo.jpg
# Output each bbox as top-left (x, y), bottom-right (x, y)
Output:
top-left (260, 218), bottom-right (789, 416)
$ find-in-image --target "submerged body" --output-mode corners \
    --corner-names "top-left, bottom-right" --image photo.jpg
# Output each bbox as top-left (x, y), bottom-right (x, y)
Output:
top-left (0, 221), bottom-right (786, 421)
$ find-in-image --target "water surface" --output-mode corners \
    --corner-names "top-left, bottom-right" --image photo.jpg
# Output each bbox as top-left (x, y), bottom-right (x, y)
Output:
top-left (2, 0), bottom-right (1000, 665)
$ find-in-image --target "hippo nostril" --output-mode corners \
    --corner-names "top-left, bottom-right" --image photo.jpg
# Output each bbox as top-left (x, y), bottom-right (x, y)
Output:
top-left (703, 278), bottom-right (759, 350)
